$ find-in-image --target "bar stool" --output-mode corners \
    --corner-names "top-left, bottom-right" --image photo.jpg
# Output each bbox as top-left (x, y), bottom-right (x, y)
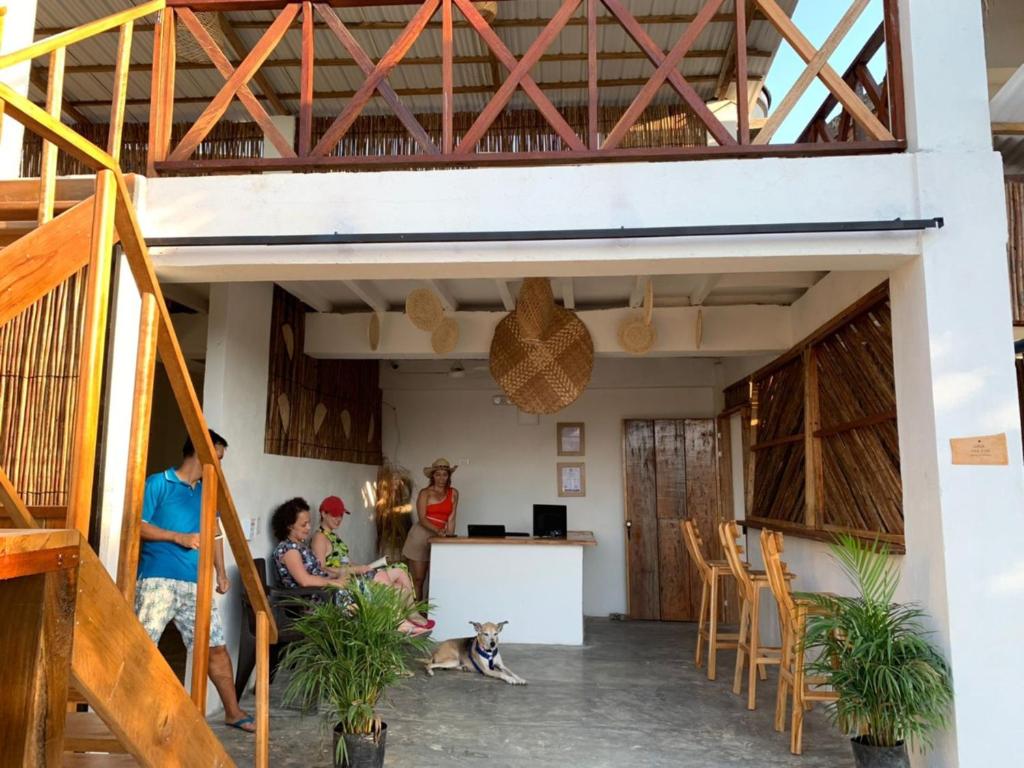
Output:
top-left (681, 519), bottom-right (738, 681)
top-left (760, 528), bottom-right (838, 755)
top-left (718, 521), bottom-right (783, 710)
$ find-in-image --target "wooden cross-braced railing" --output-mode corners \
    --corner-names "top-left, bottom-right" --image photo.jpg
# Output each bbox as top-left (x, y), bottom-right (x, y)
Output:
top-left (148, 0), bottom-right (908, 174)
top-left (0, 3), bottom-right (274, 764)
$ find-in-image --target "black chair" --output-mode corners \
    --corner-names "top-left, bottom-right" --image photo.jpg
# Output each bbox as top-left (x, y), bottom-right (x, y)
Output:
top-left (234, 557), bottom-right (332, 700)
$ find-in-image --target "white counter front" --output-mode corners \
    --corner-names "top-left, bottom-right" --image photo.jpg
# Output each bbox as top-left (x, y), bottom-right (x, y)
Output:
top-left (428, 532), bottom-right (596, 645)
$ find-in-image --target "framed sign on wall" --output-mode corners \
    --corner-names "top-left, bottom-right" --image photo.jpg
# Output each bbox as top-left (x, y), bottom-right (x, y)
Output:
top-left (557, 422), bottom-right (585, 456)
top-left (557, 462), bottom-right (586, 497)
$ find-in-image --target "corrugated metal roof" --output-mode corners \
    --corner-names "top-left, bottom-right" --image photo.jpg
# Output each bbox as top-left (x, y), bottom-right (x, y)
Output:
top-left (34, 0), bottom-right (797, 123)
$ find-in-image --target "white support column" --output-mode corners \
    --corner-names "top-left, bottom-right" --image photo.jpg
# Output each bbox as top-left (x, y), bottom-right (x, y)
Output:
top-left (96, 252), bottom-right (142, 575)
top-left (0, 0), bottom-right (39, 178)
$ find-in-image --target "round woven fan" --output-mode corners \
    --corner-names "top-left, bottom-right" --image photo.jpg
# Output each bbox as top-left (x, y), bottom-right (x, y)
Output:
top-left (368, 313), bottom-right (381, 351)
top-left (515, 277), bottom-right (555, 344)
top-left (405, 288), bottom-right (444, 331)
top-left (431, 317), bottom-right (460, 355)
top-left (618, 280), bottom-right (656, 355)
top-left (489, 306), bottom-right (594, 414)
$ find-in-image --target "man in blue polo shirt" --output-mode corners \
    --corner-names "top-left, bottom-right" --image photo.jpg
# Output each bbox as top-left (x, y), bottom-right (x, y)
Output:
top-left (135, 429), bottom-right (254, 733)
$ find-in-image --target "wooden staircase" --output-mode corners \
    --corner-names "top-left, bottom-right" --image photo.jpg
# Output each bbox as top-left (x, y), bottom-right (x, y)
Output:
top-left (1, 5), bottom-right (275, 766)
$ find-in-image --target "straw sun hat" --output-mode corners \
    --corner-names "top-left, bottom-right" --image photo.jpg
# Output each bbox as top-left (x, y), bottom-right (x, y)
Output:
top-left (423, 458), bottom-right (458, 479)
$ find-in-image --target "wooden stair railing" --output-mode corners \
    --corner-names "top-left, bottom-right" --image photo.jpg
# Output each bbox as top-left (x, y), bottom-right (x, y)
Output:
top-left (1, 3), bottom-right (275, 765)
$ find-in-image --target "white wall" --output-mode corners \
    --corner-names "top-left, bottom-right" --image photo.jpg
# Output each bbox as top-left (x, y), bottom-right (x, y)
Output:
top-left (200, 282), bottom-right (379, 700)
top-left (0, 0), bottom-right (37, 178)
top-left (382, 357), bottom-right (719, 618)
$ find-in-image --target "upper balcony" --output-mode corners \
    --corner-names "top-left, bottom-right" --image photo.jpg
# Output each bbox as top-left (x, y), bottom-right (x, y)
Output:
top-left (18, 0), bottom-right (906, 176)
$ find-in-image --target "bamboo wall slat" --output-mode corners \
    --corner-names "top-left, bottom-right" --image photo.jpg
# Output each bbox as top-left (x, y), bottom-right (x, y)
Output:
top-left (1007, 179), bottom-right (1024, 325)
top-left (20, 104), bottom-right (705, 176)
top-left (0, 272), bottom-right (87, 511)
top-left (741, 285), bottom-right (902, 542)
top-left (265, 286), bottom-right (382, 465)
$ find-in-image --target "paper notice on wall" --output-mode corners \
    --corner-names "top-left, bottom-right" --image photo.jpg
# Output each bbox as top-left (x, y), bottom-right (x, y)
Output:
top-left (950, 433), bottom-right (1009, 466)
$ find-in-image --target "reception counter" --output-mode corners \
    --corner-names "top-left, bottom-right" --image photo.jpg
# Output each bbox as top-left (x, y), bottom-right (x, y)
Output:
top-left (428, 531), bottom-right (596, 645)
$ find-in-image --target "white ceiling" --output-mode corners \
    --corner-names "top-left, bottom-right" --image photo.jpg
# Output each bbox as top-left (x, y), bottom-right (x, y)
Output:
top-left (165, 270), bottom-right (826, 314)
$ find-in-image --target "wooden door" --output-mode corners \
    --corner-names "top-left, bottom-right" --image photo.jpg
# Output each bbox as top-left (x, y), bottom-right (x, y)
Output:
top-left (624, 418), bottom-right (721, 621)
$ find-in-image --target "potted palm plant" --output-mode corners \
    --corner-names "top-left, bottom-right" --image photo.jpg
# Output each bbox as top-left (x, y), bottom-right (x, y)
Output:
top-left (278, 582), bottom-right (432, 768)
top-left (802, 536), bottom-right (953, 768)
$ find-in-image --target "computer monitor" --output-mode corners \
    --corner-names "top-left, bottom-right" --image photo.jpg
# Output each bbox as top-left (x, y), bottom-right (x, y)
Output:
top-left (533, 504), bottom-right (567, 538)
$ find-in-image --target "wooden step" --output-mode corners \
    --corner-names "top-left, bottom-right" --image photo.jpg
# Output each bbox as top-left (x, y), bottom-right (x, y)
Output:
top-left (0, 200), bottom-right (81, 220)
top-left (0, 177), bottom-right (95, 203)
top-left (63, 754), bottom-right (138, 767)
top-left (64, 712), bottom-right (126, 754)
top-left (0, 220), bottom-right (37, 245)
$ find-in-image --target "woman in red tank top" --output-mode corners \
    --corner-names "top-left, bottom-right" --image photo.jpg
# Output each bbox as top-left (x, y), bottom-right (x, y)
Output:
top-left (401, 457), bottom-right (459, 601)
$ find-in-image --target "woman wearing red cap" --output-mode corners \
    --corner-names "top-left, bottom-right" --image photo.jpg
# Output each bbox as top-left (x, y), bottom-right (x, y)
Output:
top-left (402, 458), bottom-right (459, 601)
top-left (311, 495), bottom-right (431, 628)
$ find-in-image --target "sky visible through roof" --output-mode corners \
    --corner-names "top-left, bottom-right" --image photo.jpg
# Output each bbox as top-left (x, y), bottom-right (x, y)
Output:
top-left (762, 0), bottom-right (886, 142)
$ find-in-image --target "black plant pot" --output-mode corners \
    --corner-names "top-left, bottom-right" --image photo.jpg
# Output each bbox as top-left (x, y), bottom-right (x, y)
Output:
top-left (850, 737), bottom-right (910, 768)
top-left (332, 723), bottom-right (387, 768)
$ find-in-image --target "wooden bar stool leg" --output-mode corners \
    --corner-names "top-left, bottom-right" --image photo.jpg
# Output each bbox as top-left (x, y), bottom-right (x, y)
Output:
top-left (790, 614), bottom-right (807, 755)
top-left (774, 625), bottom-right (790, 733)
top-left (707, 572), bottom-right (719, 680)
top-left (747, 589), bottom-right (762, 710)
top-left (695, 578), bottom-right (709, 668)
top-left (732, 592), bottom-right (749, 696)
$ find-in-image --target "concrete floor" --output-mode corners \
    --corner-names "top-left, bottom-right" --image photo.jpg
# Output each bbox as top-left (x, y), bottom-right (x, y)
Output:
top-left (214, 618), bottom-right (853, 767)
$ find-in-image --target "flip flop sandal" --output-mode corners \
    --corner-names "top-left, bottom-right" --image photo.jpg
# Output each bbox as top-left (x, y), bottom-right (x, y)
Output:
top-left (226, 715), bottom-right (256, 733)
top-left (408, 618), bottom-right (436, 630)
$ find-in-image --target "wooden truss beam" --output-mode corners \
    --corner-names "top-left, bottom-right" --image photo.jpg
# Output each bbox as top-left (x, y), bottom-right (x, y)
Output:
top-left (35, 12), bottom-right (765, 38)
top-left (218, 14), bottom-right (290, 116)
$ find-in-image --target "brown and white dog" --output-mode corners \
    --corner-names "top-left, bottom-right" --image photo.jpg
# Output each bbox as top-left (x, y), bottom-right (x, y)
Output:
top-left (425, 621), bottom-right (527, 685)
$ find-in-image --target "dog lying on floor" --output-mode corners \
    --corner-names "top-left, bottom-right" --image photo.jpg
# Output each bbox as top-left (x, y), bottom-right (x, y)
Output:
top-left (425, 621), bottom-right (527, 685)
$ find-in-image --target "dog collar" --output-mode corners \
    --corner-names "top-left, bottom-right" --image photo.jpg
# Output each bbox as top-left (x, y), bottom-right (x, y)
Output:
top-left (471, 641), bottom-right (497, 672)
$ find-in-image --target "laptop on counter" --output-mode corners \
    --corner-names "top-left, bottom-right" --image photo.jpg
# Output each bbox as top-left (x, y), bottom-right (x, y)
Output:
top-left (533, 504), bottom-right (568, 539)
top-left (467, 523), bottom-right (507, 538)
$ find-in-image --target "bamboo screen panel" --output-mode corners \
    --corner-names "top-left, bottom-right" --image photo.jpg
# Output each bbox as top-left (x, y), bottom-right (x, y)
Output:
top-left (750, 357), bottom-right (805, 525)
top-left (814, 299), bottom-right (902, 536)
top-left (265, 286), bottom-right (382, 465)
top-left (21, 122), bottom-right (266, 177)
top-left (0, 272), bottom-right (86, 511)
top-left (1007, 179), bottom-right (1024, 325)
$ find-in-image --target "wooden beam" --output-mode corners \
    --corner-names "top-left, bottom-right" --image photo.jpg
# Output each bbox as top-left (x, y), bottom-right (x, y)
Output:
top-left (993, 122), bottom-right (1024, 136)
top-left (0, 197), bottom-right (99, 328)
top-left (28, 67), bottom-right (88, 124)
top-left (587, 0), bottom-right (598, 149)
top-left (218, 14), bottom-right (290, 116)
top-left (37, 47), bottom-right (65, 226)
top-left (314, 3), bottom-right (438, 155)
top-left (425, 278), bottom-right (457, 312)
top-left (715, 0), bottom-right (754, 99)
top-left (37, 12), bottom-right (762, 38)
top-left (117, 292), bottom-right (159, 603)
top-left (66, 73), bottom-right (728, 109)
top-left (311, 0), bottom-right (439, 156)
top-left (169, 5), bottom-right (299, 162)
top-left (67, 170), bottom-right (118, 538)
top-left (453, 0), bottom-right (585, 153)
top-left (754, 0), bottom-right (893, 142)
top-left (343, 279), bottom-right (389, 313)
top-left (176, 8), bottom-right (296, 158)
top-left (299, 1), bottom-right (314, 155)
top-left (46, 47), bottom-right (773, 77)
top-left (107, 20), bottom-right (134, 161)
top-left (442, 0), bottom-right (453, 152)
top-left (754, 0), bottom-right (870, 146)
top-left (495, 279), bottom-right (515, 311)
top-left (190, 464), bottom-right (217, 709)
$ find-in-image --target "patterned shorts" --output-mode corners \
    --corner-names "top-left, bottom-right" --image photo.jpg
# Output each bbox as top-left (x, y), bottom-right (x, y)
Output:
top-left (135, 577), bottom-right (226, 650)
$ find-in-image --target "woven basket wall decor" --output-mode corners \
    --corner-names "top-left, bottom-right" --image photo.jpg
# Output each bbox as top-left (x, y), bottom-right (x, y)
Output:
top-left (431, 317), bottom-right (460, 355)
top-left (515, 277), bottom-right (555, 343)
top-left (405, 288), bottom-right (444, 331)
top-left (176, 12), bottom-right (231, 64)
top-left (618, 279), bottom-right (656, 355)
top-left (490, 306), bottom-right (594, 414)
